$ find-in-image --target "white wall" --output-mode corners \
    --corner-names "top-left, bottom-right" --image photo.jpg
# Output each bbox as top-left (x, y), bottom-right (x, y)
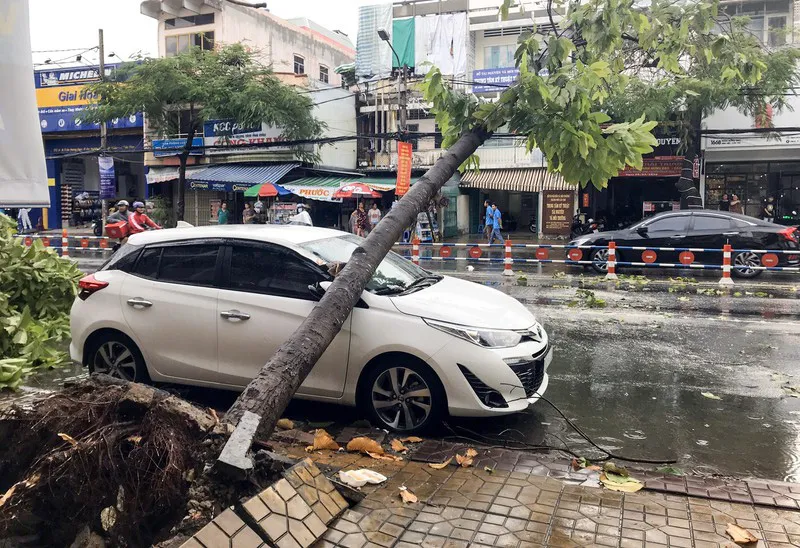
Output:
top-left (221, 5), bottom-right (353, 87)
top-left (457, 194), bottom-right (471, 234)
top-left (313, 88), bottom-right (357, 170)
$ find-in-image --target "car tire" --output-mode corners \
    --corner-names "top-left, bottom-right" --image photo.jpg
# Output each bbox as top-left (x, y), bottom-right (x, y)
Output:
top-left (361, 356), bottom-right (445, 433)
top-left (732, 251), bottom-right (762, 279)
top-left (87, 332), bottom-right (151, 383)
top-left (590, 247), bottom-right (610, 274)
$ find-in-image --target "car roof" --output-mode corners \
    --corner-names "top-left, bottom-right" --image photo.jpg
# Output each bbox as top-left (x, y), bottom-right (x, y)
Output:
top-left (127, 225), bottom-right (346, 247)
top-left (645, 209), bottom-right (767, 225)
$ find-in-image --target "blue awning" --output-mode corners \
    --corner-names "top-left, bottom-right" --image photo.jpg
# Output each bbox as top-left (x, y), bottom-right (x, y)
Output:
top-left (186, 163), bottom-right (300, 192)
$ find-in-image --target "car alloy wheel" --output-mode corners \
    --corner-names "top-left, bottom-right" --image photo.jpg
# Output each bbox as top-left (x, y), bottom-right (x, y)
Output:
top-left (93, 341), bottom-right (139, 381)
top-left (591, 248), bottom-right (609, 273)
top-left (733, 251), bottom-right (761, 278)
top-left (371, 366), bottom-right (433, 431)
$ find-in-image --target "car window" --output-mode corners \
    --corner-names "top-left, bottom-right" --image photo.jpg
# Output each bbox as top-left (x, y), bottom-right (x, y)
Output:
top-left (158, 245), bottom-right (219, 286)
top-left (228, 245), bottom-right (322, 299)
top-left (646, 215), bottom-right (690, 232)
top-left (133, 247), bottom-right (161, 279)
top-left (101, 243), bottom-right (141, 272)
top-left (733, 218), bottom-right (757, 228)
top-left (692, 215), bottom-right (732, 231)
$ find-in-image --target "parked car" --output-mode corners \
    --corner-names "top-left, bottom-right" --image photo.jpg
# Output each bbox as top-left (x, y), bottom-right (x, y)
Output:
top-left (569, 210), bottom-right (799, 278)
top-left (70, 226), bottom-right (552, 432)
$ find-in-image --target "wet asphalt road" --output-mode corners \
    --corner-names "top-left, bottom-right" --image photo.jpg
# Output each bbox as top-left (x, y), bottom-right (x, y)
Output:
top-left (8, 274), bottom-right (800, 482)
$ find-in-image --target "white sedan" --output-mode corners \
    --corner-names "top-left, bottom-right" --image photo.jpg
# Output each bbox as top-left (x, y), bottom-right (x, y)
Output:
top-left (70, 225), bottom-right (551, 432)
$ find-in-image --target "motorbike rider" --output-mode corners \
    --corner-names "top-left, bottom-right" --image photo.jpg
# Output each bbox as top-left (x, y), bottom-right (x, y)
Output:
top-left (289, 204), bottom-right (313, 226)
top-left (107, 200), bottom-right (131, 224)
top-left (128, 201), bottom-right (162, 234)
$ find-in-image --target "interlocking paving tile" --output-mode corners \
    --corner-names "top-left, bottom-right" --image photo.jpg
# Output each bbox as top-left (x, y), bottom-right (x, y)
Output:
top-left (241, 479), bottom-right (327, 548)
top-left (283, 458), bottom-right (349, 526)
top-left (181, 508), bottom-right (266, 548)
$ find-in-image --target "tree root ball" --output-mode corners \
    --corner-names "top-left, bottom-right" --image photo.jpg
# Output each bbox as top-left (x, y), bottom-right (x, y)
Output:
top-left (0, 376), bottom-right (225, 547)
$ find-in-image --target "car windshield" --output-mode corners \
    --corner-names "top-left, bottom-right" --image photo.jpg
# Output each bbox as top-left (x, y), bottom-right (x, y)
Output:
top-left (300, 234), bottom-right (435, 294)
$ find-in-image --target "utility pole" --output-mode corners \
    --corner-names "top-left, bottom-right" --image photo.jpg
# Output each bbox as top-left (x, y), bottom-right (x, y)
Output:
top-left (397, 64), bottom-right (407, 134)
top-left (98, 28), bottom-right (108, 225)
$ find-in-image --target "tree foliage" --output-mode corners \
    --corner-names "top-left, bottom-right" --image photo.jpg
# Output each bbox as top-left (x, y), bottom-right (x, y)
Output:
top-left (0, 215), bottom-right (81, 389)
top-left (80, 44), bottom-right (324, 219)
top-left (426, 0), bottom-right (800, 189)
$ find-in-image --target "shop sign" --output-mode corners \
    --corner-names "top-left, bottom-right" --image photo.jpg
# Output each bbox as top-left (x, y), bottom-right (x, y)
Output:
top-left (542, 190), bottom-right (574, 235)
top-left (472, 68), bottom-right (519, 93)
top-left (203, 119), bottom-right (299, 155)
top-left (187, 180), bottom-right (257, 192)
top-left (153, 138), bottom-right (204, 158)
top-left (34, 65), bottom-right (143, 133)
top-left (282, 185), bottom-right (343, 203)
top-left (396, 142), bottom-right (413, 196)
top-left (618, 156), bottom-right (683, 177)
top-left (98, 157), bottom-right (116, 200)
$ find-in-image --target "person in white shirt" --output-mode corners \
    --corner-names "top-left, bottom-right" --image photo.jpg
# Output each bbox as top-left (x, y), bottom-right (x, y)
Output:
top-left (17, 208), bottom-right (32, 231)
top-left (290, 204), bottom-right (313, 226)
top-left (368, 203), bottom-right (382, 232)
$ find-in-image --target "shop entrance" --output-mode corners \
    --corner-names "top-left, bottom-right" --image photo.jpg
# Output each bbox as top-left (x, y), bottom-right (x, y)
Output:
top-left (588, 177), bottom-right (680, 228)
top-left (479, 191), bottom-right (538, 234)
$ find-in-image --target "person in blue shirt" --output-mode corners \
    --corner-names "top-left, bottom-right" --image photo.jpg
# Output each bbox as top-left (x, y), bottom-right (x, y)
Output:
top-left (488, 203), bottom-right (505, 245)
top-left (484, 199), bottom-right (493, 239)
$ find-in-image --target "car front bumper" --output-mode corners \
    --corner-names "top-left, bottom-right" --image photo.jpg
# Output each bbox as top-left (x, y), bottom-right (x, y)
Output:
top-left (430, 335), bottom-right (553, 417)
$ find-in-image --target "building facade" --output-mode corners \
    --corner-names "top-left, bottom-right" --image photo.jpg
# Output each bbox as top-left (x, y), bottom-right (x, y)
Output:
top-left (34, 65), bottom-right (146, 230)
top-left (698, 0), bottom-right (800, 226)
top-left (140, 0), bottom-right (358, 227)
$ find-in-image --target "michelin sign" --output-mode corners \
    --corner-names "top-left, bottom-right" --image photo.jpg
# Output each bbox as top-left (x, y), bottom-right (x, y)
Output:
top-left (34, 65), bottom-right (143, 133)
top-left (0, 0), bottom-right (49, 207)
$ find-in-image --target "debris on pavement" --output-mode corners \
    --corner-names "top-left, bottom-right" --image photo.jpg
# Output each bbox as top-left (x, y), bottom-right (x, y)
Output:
top-left (455, 448), bottom-right (478, 468)
top-left (401, 436), bottom-right (424, 443)
top-left (429, 457), bottom-right (453, 469)
top-left (726, 523), bottom-right (758, 544)
top-left (399, 486), bottom-right (418, 504)
top-left (346, 436), bottom-right (384, 455)
top-left (599, 462), bottom-right (643, 493)
top-left (367, 451), bottom-right (403, 462)
top-left (337, 469), bottom-right (387, 488)
top-left (276, 418), bottom-right (295, 430)
top-left (390, 439), bottom-right (409, 453)
top-left (701, 391), bottom-right (723, 400)
top-left (305, 429), bottom-right (340, 452)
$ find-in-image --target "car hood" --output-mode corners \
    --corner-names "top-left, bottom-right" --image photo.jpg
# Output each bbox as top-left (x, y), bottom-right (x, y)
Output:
top-left (389, 275), bottom-right (535, 330)
top-left (570, 229), bottom-right (628, 244)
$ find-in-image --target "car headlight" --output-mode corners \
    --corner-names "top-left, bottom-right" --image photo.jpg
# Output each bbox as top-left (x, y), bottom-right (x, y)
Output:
top-left (571, 237), bottom-right (592, 247)
top-left (424, 319), bottom-right (522, 348)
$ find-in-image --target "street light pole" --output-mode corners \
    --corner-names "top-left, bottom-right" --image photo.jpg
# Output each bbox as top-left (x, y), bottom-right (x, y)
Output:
top-left (98, 28), bottom-right (108, 226)
top-left (377, 28), bottom-right (406, 136)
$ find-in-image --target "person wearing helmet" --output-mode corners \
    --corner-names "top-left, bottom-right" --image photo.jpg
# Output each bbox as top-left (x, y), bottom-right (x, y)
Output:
top-left (107, 200), bottom-right (130, 224)
top-left (128, 201), bottom-right (162, 234)
top-left (289, 203), bottom-right (313, 226)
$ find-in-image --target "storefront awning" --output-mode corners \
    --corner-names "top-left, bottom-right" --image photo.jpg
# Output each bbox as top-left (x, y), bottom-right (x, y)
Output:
top-left (281, 177), bottom-right (347, 202)
top-left (187, 163), bottom-right (300, 192)
top-left (459, 167), bottom-right (573, 192)
top-left (145, 166), bottom-right (204, 185)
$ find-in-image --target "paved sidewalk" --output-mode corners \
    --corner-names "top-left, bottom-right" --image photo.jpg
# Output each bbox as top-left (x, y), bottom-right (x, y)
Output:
top-left (272, 443), bottom-right (800, 548)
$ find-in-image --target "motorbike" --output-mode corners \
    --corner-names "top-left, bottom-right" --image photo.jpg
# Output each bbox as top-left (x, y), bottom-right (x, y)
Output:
top-left (528, 215), bottom-right (537, 233)
top-left (570, 214), bottom-right (604, 238)
top-left (91, 216), bottom-right (103, 237)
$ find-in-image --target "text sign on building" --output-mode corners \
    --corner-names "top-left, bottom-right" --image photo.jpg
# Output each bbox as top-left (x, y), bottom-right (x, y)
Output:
top-left (472, 68), bottom-right (520, 93)
top-left (617, 156), bottom-right (684, 177)
top-left (153, 138), bottom-right (204, 158)
top-left (542, 190), bottom-right (574, 235)
top-left (396, 141), bottom-right (413, 196)
top-left (98, 156), bottom-right (116, 200)
top-left (203, 120), bottom-right (297, 155)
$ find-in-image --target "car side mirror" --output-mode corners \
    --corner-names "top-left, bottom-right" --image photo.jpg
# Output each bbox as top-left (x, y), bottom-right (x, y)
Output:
top-left (636, 226), bottom-right (648, 236)
top-left (308, 281), bottom-right (331, 300)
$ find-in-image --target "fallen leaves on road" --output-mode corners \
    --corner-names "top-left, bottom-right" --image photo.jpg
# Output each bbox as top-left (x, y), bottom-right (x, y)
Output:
top-left (390, 439), bottom-right (409, 453)
top-left (57, 432), bottom-right (78, 446)
top-left (571, 457), bottom-right (601, 472)
top-left (305, 429), bottom-right (340, 452)
top-left (338, 469), bottom-right (387, 488)
top-left (726, 523), bottom-right (758, 544)
top-left (399, 486), bottom-right (418, 504)
top-left (701, 392), bottom-right (722, 400)
top-left (428, 457), bottom-right (453, 469)
top-left (276, 418), bottom-right (295, 430)
top-left (367, 451), bottom-right (403, 462)
top-left (401, 436), bottom-right (424, 443)
top-left (456, 448), bottom-right (478, 468)
top-left (600, 472), bottom-right (643, 492)
top-left (347, 436), bottom-right (384, 455)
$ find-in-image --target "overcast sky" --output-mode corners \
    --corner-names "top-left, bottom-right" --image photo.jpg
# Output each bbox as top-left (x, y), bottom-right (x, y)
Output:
top-left (28, 0), bottom-right (372, 67)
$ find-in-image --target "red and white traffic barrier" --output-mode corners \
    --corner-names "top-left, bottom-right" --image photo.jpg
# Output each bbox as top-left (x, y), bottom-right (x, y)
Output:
top-left (719, 243), bottom-right (734, 286)
top-left (503, 239), bottom-right (514, 276)
top-left (606, 241), bottom-right (618, 280)
top-left (61, 229), bottom-right (69, 258)
top-left (411, 236), bottom-right (420, 266)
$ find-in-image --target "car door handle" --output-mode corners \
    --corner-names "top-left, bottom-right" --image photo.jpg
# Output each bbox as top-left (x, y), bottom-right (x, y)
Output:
top-left (127, 298), bottom-right (153, 308)
top-left (723, 232), bottom-right (739, 236)
top-left (671, 235), bottom-right (686, 239)
top-left (220, 310), bottom-right (251, 321)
